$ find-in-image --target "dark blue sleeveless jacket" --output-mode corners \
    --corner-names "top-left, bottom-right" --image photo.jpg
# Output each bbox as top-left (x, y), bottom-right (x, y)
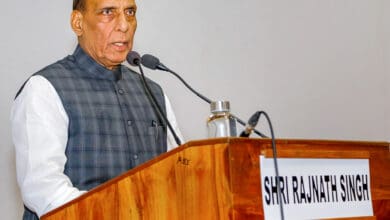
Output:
top-left (22, 46), bottom-right (167, 219)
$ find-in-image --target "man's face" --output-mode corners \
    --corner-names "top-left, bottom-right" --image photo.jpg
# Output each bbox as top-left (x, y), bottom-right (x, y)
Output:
top-left (72, 0), bottom-right (137, 69)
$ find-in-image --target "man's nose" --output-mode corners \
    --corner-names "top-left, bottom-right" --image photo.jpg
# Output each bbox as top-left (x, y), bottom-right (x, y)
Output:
top-left (116, 12), bottom-right (129, 32)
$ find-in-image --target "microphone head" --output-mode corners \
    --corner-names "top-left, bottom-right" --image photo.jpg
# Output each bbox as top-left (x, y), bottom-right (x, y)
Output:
top-left (126, 51), bottom-right (141, 66)
top-left (141, 54), bottom-right (160, 70)
top-left (248, 111), bottom-right (261, 127)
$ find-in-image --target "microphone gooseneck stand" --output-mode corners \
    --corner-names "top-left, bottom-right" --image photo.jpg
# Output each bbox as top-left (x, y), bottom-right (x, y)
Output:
top-left (126, 52), bottom-right (182, 146)
top-left (140, 54), bottom-right (268, 138)
top-left (138, 64), bottom-right (182, 146)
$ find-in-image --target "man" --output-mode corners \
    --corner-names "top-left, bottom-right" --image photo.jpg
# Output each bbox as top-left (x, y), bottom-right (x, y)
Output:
top-left (11, 0), bottom-right (182, 219)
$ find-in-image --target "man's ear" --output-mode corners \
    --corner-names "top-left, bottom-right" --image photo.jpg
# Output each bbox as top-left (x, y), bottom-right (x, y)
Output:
top-left (71, 10), bottom-right (84, 36)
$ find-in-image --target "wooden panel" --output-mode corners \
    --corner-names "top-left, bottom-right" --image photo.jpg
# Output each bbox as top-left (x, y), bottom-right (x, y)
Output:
top-left (228, 138), bottom-right (390, 220)
top-left (42, 138), bottom-right (390, 220)
top-left (42, 139), bottom-right (233, 220)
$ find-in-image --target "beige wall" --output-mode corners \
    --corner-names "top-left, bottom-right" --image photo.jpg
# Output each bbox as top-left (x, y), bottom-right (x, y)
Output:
top-left (1, 0), bottom-right (389, 219)
top-left (384, 0), bottom-right (390, 141)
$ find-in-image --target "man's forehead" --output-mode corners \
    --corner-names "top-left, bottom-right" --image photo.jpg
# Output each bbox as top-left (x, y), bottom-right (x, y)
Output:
top-left (85, 0), bottom-right (136, 9)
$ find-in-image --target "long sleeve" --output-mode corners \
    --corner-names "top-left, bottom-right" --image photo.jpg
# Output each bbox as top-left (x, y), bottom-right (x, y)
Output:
top-left (11, 75), bottom-right (183, 217)
top-left (11, 75), bottom-right (85, 217)
top-left (164, 94), bottom-right (184, 151)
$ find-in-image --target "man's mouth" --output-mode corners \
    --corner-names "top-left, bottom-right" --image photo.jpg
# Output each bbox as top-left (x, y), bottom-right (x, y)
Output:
top-left (112, 41), bottom-right (129, 52)
top-left (113, 42), bottom-right (127, 47)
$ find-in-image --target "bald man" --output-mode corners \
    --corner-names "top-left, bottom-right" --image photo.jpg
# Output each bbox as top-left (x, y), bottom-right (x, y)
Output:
top-left (11, 0), bottom-right (182, 219)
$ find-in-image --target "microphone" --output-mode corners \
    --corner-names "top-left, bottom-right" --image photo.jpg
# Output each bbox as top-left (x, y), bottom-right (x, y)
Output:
top-left (240, 111), bottom-right (261, 137)
top-left (127, 51), bottom-right (141, 66)
top-left (142, 54), bottom-right (213, 104)
top-left (141, 54), bottom-right (169, 71)
top-left (126, 51), bottom-right (182, 146)
top-left (140, 54), bottom-right (268, 138)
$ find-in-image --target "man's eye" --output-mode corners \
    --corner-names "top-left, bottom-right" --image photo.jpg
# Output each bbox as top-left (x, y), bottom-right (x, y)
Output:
top-left (101, 9), bottom-right (113, 15)
top-left (125, 9), bottom-right (136, 16)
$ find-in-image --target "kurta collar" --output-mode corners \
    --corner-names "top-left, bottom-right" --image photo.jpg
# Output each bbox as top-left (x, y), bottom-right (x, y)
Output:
top-left (73, 45), bottom-right (122, 81)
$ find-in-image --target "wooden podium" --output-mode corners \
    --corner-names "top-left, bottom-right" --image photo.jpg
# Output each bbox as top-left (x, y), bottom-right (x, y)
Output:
top-left (41, 138), bottom-right (389, 220)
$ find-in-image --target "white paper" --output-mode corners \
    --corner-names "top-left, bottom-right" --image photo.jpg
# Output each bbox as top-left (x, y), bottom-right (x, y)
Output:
top-left (260, 157), bottom-right (373, 220)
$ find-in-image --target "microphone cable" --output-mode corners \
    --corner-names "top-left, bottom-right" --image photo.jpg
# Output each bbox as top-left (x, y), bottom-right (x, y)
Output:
top-left (141, 54), bottom-right (268, 138)
top-left (251, 111), bottom-right (284, 220)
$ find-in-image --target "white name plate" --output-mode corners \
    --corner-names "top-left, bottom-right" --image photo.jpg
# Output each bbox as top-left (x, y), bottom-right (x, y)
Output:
top-left (260, 156), bottom-right (373, 220)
